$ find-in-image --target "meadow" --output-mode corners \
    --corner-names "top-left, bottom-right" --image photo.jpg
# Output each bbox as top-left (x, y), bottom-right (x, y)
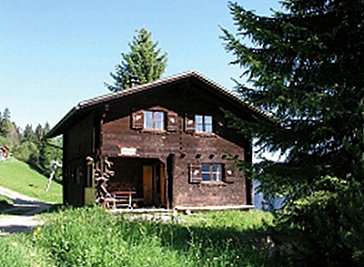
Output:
top-left (0, 159), bottom-right (62, 203)
top-left (0, 207), bottom-right (274, 267)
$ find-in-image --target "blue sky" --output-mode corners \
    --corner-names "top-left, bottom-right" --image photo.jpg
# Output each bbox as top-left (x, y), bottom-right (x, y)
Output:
top-left (0, 0), bottom-right (280, 129)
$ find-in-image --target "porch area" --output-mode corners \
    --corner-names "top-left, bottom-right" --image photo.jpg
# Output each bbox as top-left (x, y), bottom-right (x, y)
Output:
top-left (103, 157), bottom-right (168, 209)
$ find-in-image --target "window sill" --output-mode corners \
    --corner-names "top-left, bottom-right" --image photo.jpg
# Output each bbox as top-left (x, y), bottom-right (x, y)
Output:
top-left (200, 181), bottom-right (227, 186)
top-left (141, 129), bottom-right (167, 134)
top-left (194, 132), bottom-right (217, 137)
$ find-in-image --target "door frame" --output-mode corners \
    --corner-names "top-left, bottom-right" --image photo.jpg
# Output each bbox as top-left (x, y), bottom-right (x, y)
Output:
top-left (142, 160), bottom-right (167, 207)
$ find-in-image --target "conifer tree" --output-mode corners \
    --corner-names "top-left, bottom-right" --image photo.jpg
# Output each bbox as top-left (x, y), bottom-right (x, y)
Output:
top-left (105, 28), bottom-right (167, 92)
top-left (223, 0), bottom-right (364, 265)
top-left (23, 124), bottom-right (36, 143)
top-left (0, 108), bottom-right (20, 150)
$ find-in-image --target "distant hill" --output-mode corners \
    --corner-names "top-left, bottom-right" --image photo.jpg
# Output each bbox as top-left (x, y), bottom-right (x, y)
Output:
top-left (0, 158), bottom-right (62, 203)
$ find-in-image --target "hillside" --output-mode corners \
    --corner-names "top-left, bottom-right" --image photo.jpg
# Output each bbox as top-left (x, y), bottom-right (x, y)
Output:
top-left (0, 159), bottom-right (62, 203)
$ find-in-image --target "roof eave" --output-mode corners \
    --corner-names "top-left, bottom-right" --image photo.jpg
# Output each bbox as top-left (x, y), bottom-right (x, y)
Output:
top-left (46, 106), bottom-right (78, 138)
top-left (46, 71), bottom-right (275, 137)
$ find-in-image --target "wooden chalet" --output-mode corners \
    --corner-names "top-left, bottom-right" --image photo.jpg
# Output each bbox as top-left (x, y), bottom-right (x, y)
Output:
top-left (47, 71), bottom-right (271, 210)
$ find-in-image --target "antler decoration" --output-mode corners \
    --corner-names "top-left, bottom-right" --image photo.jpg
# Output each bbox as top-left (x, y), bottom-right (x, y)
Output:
top-left (87, 156), bottom-right (115, 205)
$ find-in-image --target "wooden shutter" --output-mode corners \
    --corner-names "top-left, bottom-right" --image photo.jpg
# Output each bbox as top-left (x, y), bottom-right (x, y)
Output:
top-left (189, 164), bottom-right (202, 183)
top-left (131, 110), bottom-right (144, 130)
top-left (184, 113), bottom-right (195, 134)
top-left (223, 166), bottom-right (235, 183)
top-left (166, 111), bottom-right (178, 132)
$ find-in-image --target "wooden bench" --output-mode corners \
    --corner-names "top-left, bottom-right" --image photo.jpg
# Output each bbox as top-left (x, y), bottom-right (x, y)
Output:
top-left (103, 191), bottom-right (136, 209)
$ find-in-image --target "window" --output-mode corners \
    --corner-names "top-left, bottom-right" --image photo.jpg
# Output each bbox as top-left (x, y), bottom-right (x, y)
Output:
top-left (201, 163), bottom-right (223, 182)
top-left (195, 115), bottom-right (213, 133)
top-left (144, 111), bottom-right (164, 130)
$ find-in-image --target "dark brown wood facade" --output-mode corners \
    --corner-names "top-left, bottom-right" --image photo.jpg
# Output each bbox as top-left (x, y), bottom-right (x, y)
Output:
top-left (49, 72), bottom-right (269, 208)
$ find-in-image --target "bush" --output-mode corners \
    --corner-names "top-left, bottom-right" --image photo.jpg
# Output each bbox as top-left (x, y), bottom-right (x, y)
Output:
top-left (271, 177), bottom-right (364, 266)
top-left (13, 141), bottom-right (39, 165)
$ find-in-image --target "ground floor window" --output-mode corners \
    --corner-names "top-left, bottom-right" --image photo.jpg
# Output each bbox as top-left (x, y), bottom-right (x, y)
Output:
top-left (201, 163), bottom-right (223, 182)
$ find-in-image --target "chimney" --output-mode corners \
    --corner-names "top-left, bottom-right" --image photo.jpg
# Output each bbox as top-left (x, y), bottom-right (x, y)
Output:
top-left (130, 75), bottom-right (141, 87)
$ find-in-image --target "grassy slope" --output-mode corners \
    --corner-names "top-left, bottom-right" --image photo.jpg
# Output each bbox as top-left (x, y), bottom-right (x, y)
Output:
top-left (0, 159), bottom-right (62, 203)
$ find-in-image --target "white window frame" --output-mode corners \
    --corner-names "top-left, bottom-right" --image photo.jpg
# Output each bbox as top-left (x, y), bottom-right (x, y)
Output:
top-left (143, 111), bottom-right (165, 131)
top-left (195, 115), bottom-right (213, 133)
top-left (201, 163), bottom-right (223, 182)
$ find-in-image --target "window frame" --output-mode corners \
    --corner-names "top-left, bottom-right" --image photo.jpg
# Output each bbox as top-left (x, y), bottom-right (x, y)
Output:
top-left (195, 115), bottom-right (213, 133)
top-left (201, 163), bottom-right (224, 182)
top-left (143, 110), bottom-right (165, 131)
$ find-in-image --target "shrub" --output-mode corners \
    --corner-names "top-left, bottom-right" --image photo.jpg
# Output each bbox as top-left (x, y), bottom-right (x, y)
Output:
top-left (272, 177), bottom-right (364, 266)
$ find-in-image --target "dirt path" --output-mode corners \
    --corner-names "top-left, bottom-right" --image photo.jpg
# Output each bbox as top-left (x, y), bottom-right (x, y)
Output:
top-left (0, 186), bottom-right (51, 235)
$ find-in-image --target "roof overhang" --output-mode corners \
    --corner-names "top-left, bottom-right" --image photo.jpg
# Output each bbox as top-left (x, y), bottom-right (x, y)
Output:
top-left (47, 71), bottom-right (273, 138)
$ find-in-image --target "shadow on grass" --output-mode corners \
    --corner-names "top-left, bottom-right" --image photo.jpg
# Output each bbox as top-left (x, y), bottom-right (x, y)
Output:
top-left (0, 200), bottom-right (11, 211)
top-left (38, 203), bottom-right (66, 214)
top-left (112, 215), bottom-right (277, 266)
top-left (155, 221), bottom-right (272, 251)
top-left (0, 224), bottom-right (36, 235)
top-left (0, 201), bottom-right (65, 216)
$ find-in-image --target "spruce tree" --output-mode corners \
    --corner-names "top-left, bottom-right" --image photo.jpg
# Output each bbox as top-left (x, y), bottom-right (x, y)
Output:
top-left (223, 0), bottom-right (364, 265)
top-left (105, 28), bottom-right (167, 92)
top-left (23, 124), bottom-right (36, 143)
top-left (0, 108), bottom-right (20, 150)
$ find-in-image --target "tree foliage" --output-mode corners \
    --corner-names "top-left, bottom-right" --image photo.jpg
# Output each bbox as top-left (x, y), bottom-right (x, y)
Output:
top-left (223, 0), bottom-right (364, 265)
top-left (105, 28), bottom-right (168, 92)
top-left (0, 109), bottom-right (20, 150)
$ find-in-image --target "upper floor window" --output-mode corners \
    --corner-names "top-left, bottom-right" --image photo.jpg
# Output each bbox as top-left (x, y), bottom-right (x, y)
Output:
top-left (195, 115), bottom-right (213, 133)
top-left (201, 163), bottom-right (223, 182)
top-left (144, 111), bottom-right (164, 131)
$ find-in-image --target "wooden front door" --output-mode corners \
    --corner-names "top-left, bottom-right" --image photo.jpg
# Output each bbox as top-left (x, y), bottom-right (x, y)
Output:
top-left (143, 165), bottom-right (153, 205)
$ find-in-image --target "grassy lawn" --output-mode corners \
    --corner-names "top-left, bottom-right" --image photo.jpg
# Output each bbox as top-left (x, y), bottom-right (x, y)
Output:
top-left (0, 207), bottom-right (275, 267)
top-left (0, 159), bottom-right (62, 203)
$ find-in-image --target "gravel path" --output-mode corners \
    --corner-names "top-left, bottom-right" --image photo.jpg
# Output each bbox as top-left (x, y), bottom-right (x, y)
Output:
top-left (0, 186), bottom-right (52, 235)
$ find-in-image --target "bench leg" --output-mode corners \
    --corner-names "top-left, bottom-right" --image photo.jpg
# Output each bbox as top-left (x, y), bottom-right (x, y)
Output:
top-left (128, 195), bottom-right (132, 209)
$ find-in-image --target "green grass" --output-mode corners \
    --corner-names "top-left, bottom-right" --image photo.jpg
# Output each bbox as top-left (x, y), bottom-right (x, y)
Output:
top-left (0, 159), bottom-right (62, 203)
top-left (30, 207), bottom-right (273, 266)
top-left (0, 235), bottom-right (52, 267)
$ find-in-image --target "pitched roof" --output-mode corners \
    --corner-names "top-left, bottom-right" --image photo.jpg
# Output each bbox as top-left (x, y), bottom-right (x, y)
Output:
top-left (48, 71), bottom-right (272, 137)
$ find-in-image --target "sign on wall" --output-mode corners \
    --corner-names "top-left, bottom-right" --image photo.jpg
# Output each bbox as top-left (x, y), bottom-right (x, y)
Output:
top-left (119, 147), bottom-right (138, 156)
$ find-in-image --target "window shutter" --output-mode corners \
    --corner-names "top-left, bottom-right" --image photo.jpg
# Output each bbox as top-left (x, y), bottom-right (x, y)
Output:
top-left (166, 111), bottom-right (178, 132)
top-left (189, 164), bottom-right (202, 183)
top-left (185, 113), bottom-right (195, 133)
top-left (223, 166), bottom-right (235, 183)
top-left (131, 110), bottom-right (144, 130)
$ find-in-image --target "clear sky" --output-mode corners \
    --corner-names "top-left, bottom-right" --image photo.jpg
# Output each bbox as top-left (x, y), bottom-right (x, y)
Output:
top-left (0, 0), bottom-right (280, 129)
